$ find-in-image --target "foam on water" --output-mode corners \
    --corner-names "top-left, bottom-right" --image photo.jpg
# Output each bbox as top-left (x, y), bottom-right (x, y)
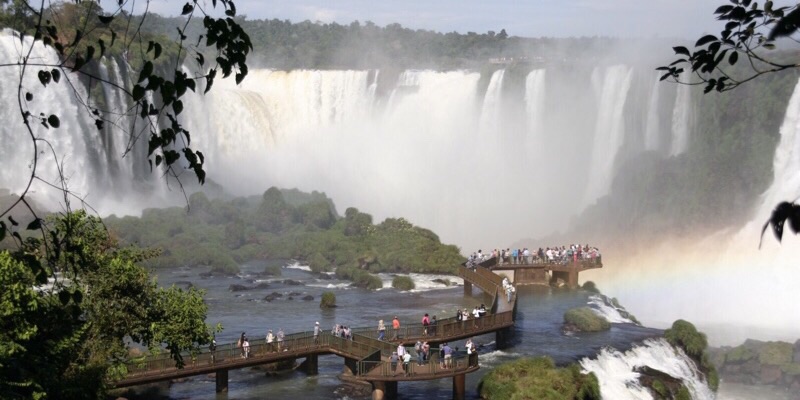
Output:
top-left (375, 273), bottom-right (463, 292)
top-left (587, 294), bottom-right (639, 325)
top-left (580, 338), bottom-right (715, 400)
top-left (283, 261), bottom-right (312, 272)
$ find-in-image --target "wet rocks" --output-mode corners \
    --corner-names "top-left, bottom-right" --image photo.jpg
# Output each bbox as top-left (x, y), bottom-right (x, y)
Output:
top-left (432, 278), bottom-right (452, 286)
top-left (263, 292), bottom-right (284, 302)
top-left (302, 295), bottom-right (314, 301)
top-left (283, 279), bottom-right (304, 286)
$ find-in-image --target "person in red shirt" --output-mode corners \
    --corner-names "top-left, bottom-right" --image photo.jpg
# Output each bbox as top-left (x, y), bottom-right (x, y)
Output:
top-left (422, 313), bottom-right (430, 336)
top-left (392, 316), bottom-right (400, 340)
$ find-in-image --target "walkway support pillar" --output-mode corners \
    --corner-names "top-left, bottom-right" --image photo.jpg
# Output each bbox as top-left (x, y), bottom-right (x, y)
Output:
top-left (372, 381), bottom-right (386, 400)
top-left (453, 373), bottom-right (466, 400)
top-left (568, 268), bottom-right (579, 289)
top-left (215, 369), bottom-right (229, 393)
top-left (302, 354), bottom-right (319, 375)
top-left (464, 280), bottom-right (472, 296)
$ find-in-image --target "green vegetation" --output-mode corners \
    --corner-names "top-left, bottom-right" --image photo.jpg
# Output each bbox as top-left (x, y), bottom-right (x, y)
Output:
top-left (725, 345), bottom-right (756, 363)
top-left (106, 188), bottom-right (463, 285)
top-left (758, 341), bottom-right (794, 365)
top-left (478, 357), bottom-right (600, 400)
top-left (320, 291), bottom-right (336, 308)
top-left (564, 307), bottom-right (610, 332)
top-left (392, 275), bottom-right (415, 291)
top-left (664, 320), bottom-right (719, 391)
top-left (0, 211), bottom-right (216, 399)
top-left (581, 281), bottom-right (600, 293)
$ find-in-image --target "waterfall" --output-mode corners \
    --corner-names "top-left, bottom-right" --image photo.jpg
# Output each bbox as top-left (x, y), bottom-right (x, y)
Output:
top-left (643, 74), bottom-right (661, 151)
top-left (479, 69), bottom-right (506, 134)
top-left (580, 338), bottom-right (716, 400)
top-left (0, 29), bottom-right (96, 207)
top-left (524, 69), bottom-right (547, 141)
top-left (670, 73), bottom-right (692, 156)
top-left (582, 65), bottom-right (634, 208)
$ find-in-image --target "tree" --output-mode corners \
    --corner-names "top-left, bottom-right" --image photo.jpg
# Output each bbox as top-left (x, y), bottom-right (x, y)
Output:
top-left (0, 211), bottom-right (217, 399)
top-left (0, 0), bottom-right (252, 397)
top-left (659, 0), bottom-right (800, 244)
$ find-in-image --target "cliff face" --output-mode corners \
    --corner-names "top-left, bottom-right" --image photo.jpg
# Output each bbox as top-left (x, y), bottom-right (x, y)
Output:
top-left (709, 339), bottom-right (800, 391)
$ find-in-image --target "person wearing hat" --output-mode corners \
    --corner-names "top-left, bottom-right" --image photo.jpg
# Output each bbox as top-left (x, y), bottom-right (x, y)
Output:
top-left (314, 321), bottom-right (320, 345)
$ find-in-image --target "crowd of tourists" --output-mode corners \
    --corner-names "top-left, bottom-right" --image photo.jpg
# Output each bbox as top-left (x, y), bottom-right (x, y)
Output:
top-left (466, 244), bottom-right (601, 268)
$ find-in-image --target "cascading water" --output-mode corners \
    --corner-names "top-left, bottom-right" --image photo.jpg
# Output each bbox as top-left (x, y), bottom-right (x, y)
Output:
top-left (582, 65), bottom-right (634, 208)
top-left (479, 69), bottom-right (506, 135)
top-left (669, 72), bottom-right (692, 156)
top-left (524, 69), bottom-right (547, 142)
top-left (643, 73), bottom-right (661, 151)
top-left (580, 338), bottom-right (716, 400)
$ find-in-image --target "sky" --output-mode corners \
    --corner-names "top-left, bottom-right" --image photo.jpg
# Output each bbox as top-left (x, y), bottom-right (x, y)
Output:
top-left (124, 0), bottom-right (725, 39)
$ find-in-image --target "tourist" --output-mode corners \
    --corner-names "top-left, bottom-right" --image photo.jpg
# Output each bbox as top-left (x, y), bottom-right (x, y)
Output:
top-left (377, 319), bottom-right (386, 341)
top-left (523, 248), bottom-right (531, 263)
top-left (439, 345), bottom-right (446, 369)
top-left (397, 343), bottom-right (406, 359)
top-left (403, 351), bottom-right (412, 376)
top-left (266, 329), bottom-right (275, 352)
top-left (277, 328), bottom-right (285, 351)
top-left (512, 248), bottom-right (518, 264)
top-left (242, 336), bottom-right (250, 359)
top-left (392, 316), bottom-right (400, 340)
top-left (237, 331), bottom-right (246, 358)
top-left (344, 326), bottom-right (352, 340)
top-left (415, 340), bottom-right (424, 366)
top-left (466, 338), bottom-right (474, 355)
top-left (443, 342), bottom-right (453, 368)
top-left (314, 321), bottom-right (320, 345)
top-left (422, 313), bottom-right (430, 336)
top-left (390, 351), bottom-right (398, 376)
top-left (430, 315), bottom-right (437, 336)
top-left (479, 303), bottom-right (487, 318)
top-left (210, 335), bottom-right (217, 363)
top-left (477, 249), bottom-right (483, 261)
top-left (507, 285), bottom-right (515, 303)
top-left (422, 341), bottom-right (430, 361)
top-left (472, 306), bottom-right (480, 319)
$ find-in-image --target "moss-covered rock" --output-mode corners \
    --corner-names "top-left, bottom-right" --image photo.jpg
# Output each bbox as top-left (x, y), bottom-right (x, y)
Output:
top-left (392, 275), bottom-right (415, 291)
top-left (582, 281), bottom-right (600, 294)
top-left (320, 291), bottom-right (336, 308)
top-left (726, 345), bottom-right (757, 363)
top-left (478, 357), bottom-right (600, 400)
top-left (563, 307), bottom-right (610, 332)
top-left (758, 342), bottom-right (794, 366)
top-left (664, 320), bottom-right (707, 359)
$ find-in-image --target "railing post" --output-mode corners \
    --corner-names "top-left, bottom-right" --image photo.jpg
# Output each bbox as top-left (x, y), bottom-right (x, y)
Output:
top-left (215, 369), bottom-right (229, 393)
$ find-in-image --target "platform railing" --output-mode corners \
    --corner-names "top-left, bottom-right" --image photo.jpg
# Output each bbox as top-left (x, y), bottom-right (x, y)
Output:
top-left (356, 350), bottom-right (479, 378)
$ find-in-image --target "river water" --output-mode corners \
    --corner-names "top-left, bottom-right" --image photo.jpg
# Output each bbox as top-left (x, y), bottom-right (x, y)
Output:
top-left (147, 263), bottom-right (784, 399)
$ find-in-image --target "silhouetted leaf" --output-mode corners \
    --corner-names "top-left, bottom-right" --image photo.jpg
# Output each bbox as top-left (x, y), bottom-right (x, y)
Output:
top-left (182, 3), bottom-right (194, 15)
top-left (0, 221), bottom-right (6, 242)
top-left (37, 70), bottom-right (51, 86)
top-left (98, 15), bottom-right (114, 24)
top-left (48, 115), bottom-right (60, 128)
top-left (73, 289), bottom-right (83, 304)
top-left (51, 68), bottom-right (60, 83)
top-left (154, 42), bottom-right (162, 59)
top-left (59, 290), bottom-right (71, 305)
top-left (138, 61), bottom-right (153, 83)
top-left (132, 85), bottom-right (145, 101)
top-left (27, 218), bottom-right (42, 230)
top-left (695, 35), bottom-right (718, 47)
top-left (95, 119), bottom-right (104, 130)
top-left (729, 51), bottom-right (739, 65)
top-left (173, 100), bottom-right (183, 115)
top-left (25, 92), bottom-right (33, 101)
top-left (673, 46), bottom-right (690, 56)
top-left (9, 216), bottom-right (18, 227)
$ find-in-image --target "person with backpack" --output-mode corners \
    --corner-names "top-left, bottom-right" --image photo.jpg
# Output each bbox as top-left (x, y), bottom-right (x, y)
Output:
top-left (402, 351), bottom-right (412, 376)
top-left (209, 336), bottom-right (217, 363)
top-left (422, 313), bottom-right (430, 336)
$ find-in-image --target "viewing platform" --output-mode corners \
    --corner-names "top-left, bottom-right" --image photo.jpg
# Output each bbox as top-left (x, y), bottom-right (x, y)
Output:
top-left (115, 264), bottom-right (516, 399)
top-left (465, 256), bottom-right (602, 289)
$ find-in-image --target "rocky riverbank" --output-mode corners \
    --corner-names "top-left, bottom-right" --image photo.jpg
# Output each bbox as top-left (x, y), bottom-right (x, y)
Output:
top-left (708, 339), bottom-right (800, 390)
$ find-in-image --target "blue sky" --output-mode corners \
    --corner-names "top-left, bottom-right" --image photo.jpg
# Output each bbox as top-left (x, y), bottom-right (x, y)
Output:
top-left (130, 0), bottom-right (724, 38)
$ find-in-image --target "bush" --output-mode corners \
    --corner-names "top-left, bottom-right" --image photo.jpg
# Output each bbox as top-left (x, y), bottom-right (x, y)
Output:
top-left (335, 266), bottom-right (383, 290)
top-left (262, 265), bottom-right (282, 276)
top-left (392, 275), bottom-right (415, 291)
top-left (309, 253), bottom-right (332, 273)
top-left (478, 357), bottom-right (600, 400)
top-left (664, 320), bottom-right (707, 359)
top-left (582, 281), bottom-right (600, 294)
top-left (564, 307), bottom-right (610, 332)
top-left (320, 292), bottom-right (336, 308)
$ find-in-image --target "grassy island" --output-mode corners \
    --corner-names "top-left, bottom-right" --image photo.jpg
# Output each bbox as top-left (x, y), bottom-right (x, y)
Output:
top-left (563, 307), bottom-right (611, 332)
top-left (478, 357), bottom-right (600, 400)
top-left (106, 187), bottom-right (464, 286)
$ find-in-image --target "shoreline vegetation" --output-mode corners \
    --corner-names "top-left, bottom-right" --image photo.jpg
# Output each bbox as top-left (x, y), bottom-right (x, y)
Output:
top-left (105, 187), bottom-right (464, 289)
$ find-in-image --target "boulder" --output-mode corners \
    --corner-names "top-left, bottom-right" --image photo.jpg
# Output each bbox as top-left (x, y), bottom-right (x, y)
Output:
top-left (432, 278), bottom-right (452, 286)
top-left (264, 292), bottom-right (284, 302)
top-left (254, 282), bottom-right (271, 289)
top-left (229, 284), bottom-right (250, 292)
top-left (283, 279), bottom-right (304, 286)
top-left (760, 364), bottom-right (783, 385)
top-left (302, 295), bottom-right (314, 301)
top-left (794, 340), bottom-right (800, 363)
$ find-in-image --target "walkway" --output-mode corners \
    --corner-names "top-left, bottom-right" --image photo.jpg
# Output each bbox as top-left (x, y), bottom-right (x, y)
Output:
top-left (115, 264), bottom-right (516, 398)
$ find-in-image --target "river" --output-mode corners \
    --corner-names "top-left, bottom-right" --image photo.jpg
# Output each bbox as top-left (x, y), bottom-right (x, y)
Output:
top-left (145, 262), bottom-right (788, 399)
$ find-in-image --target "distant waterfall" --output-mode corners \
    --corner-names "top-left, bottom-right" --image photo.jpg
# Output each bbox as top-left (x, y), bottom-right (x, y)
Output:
top-left (582, 65), bottom-right (634, 208)
top-left (580, 338), bottom-right (715, 400)
top-left (750, 77), bottom-right (800, 221)
top-left (0, 30), bottom-right (96, 206)
top-left (479, 69), bottom-right (506, 134)
top-left (524, 69), bottom-right (547, 140)
top-left (670, 73), bottom-right (692, 156)
top-left (643, 74), bottom-right (661, 151)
